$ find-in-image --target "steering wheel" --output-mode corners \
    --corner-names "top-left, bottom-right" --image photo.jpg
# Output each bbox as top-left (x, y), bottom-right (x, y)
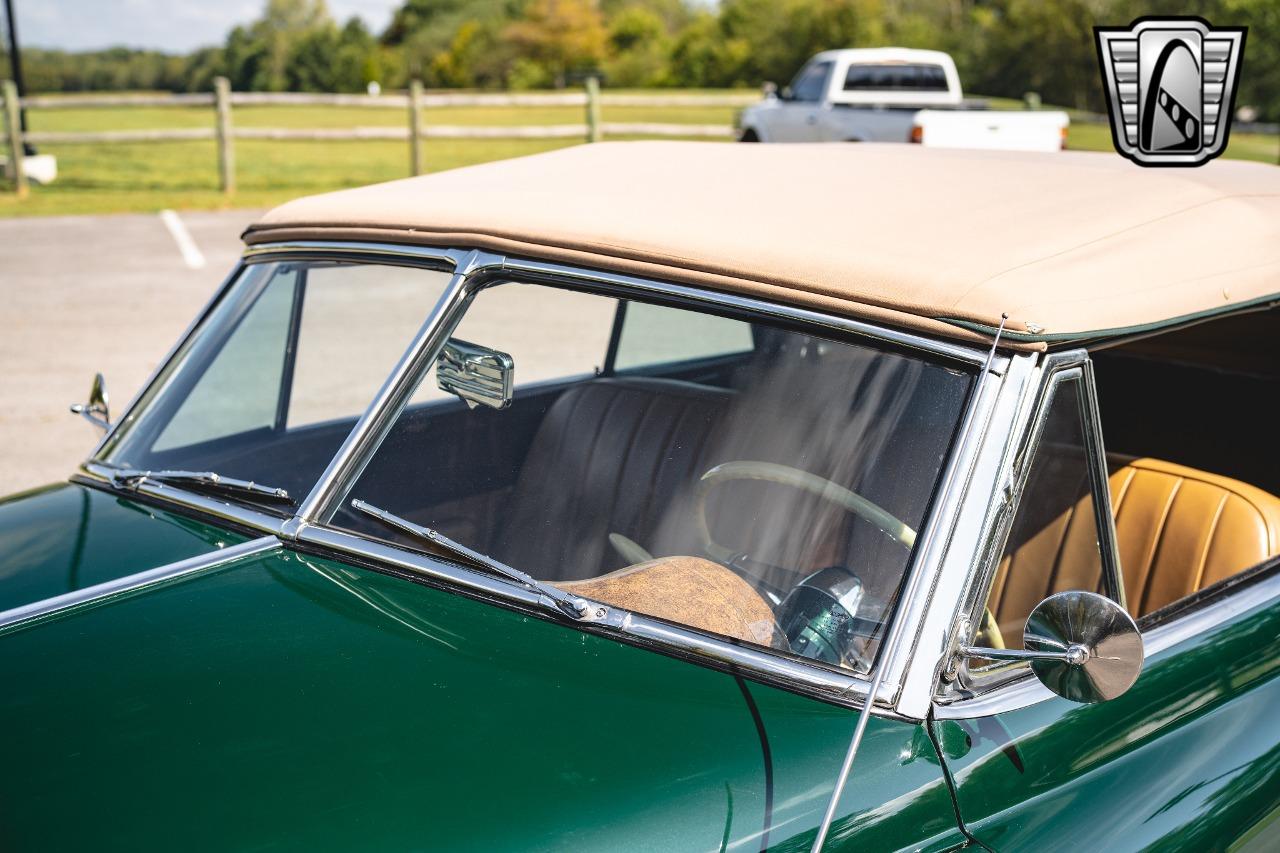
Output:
top-left (693, 461), bottom-right (916, 565)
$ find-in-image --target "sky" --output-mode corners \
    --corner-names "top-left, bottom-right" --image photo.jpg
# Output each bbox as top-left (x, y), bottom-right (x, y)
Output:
top-left (12, 0), bottom-right (404, 52)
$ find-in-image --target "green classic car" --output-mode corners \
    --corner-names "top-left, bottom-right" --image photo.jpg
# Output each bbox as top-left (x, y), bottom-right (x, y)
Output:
top-left (3, 143), bottom-right (1279, 851)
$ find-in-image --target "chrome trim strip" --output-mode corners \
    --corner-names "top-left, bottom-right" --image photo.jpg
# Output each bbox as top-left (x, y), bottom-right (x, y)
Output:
top-left (294, 250), bottom-right (501, 523)
top-left (77, 464), bottom-right (288, 536)
top-left (0, 536), bottom-right (279, 634)
top-left (501, 256), bottom-right (993, 368)
top-left (1080, 358), bottom-right (1126, 611)
top-left (242, 240), bottom-right (464, 266)
top-left (809, 316), bottom-right (1010, 853)
top-left (934, 571), bottom-right (1280, 719)
top-left (1144, 570), bottom-right (1280, 656)
top-left (892, 351), bottom-right (1040, 719)
top-left (242, 242), bottom-right (994, 368)
top-left (294, 524), bottom-right (892, 710)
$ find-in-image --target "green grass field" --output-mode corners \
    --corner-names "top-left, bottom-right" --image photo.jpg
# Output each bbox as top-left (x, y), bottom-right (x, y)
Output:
top-left (3, 91), bottom-right (1276, 218)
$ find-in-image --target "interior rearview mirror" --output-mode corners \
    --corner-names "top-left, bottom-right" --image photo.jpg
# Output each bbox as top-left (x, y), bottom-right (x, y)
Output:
top-left (960, 590), bottom-right (1143, 704)
top-left (69, 372), bottom-right (111, 434)
top-left (436, 338), bottom-right (514, 410)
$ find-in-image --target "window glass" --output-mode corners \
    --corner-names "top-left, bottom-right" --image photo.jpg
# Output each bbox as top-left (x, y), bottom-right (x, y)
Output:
top-left (289, 264), bottom-right (446, 426)
top-left (613, 302), bottom-right (754, 371)
top-left (979, 375), bottom-right (1105, 651)
top-left (101, 261), bottom-right (451, 507)
top-left (790, 61), bottom-right (833, 102)
top-left (409, 283), bottom-right (616, 403)
top-left (843, 63), bottom-right (949, 92)
top-left (332, 281), bottom-right (973, 675)
top-left (154, 269), bottom-right (294, 451)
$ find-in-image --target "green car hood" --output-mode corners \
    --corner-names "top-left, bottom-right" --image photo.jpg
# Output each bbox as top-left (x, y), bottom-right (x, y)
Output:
top-left (0, 545), bottom-right (963, 852)
top-left (0, 482), bottom-right (247, 613)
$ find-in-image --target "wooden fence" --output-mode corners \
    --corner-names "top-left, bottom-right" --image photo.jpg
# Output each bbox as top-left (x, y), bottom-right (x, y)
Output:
top-left (1, 77), bottom-right (755, 198)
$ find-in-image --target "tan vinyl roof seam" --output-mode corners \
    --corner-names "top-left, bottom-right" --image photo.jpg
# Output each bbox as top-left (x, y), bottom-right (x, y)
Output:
top-left (246, 141), bottom-right (1280, 346)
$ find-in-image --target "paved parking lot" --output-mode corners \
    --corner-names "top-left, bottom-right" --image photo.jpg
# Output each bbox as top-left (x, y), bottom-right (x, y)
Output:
top-left (0, 210), bottom-right (263, 494)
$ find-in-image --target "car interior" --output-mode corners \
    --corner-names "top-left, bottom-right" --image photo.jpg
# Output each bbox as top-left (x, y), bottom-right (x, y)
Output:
top-left (331, 286), bottom-right (974, 671)
top-left (982, 308), bottom-right (1280, 649)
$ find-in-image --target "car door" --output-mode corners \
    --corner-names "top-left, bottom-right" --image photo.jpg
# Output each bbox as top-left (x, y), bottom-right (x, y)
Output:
top-left (932, 354), bottom-right (1280, 851)
top-left (767, 59), bottom-right (833, 142)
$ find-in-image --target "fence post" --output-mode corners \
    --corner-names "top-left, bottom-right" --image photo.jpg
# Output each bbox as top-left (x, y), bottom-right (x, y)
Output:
top-left (2, 80), bottom-right (28, 198)
top-left (585, 76), bottom-right (601, 143)
top-left (214, 76), bottom-right (235, 197)
top-left (409, 79), bottom-right (424, 176)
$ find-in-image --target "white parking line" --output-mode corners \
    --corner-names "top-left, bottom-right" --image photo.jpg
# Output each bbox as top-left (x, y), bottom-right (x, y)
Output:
top-left (158, 209), bottom-right (206, 269)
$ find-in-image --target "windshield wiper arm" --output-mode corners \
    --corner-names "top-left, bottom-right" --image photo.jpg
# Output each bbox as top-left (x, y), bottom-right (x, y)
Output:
top-left (351, 498), bottom-right (590, 620)
top-left (109, 468), bottom-right (293, 504)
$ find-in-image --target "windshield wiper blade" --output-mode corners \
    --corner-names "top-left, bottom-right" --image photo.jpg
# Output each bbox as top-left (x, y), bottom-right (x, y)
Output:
top-left (109, 468), bottom-right (293, 504)
top-left (351, 498), bottom-right (590, 620)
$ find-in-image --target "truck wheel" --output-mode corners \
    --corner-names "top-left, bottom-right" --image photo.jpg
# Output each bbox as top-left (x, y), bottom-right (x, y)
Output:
top-left (738, 129), bottom-right (760, 142)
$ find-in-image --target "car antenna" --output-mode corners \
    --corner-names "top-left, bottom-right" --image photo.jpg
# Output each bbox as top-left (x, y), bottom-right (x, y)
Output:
top-left (809, 313), bottom-right (1008, 853)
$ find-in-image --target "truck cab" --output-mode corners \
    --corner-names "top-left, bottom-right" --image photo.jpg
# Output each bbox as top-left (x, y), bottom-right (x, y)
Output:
top-left (740, 48), bottom-right (963, 143)
top-left (739, 47), bottom-right (1067, 152)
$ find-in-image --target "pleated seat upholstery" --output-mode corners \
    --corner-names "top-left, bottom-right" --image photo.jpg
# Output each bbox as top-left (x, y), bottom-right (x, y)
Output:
top-left (989, 456), bottom-right (1280, 644)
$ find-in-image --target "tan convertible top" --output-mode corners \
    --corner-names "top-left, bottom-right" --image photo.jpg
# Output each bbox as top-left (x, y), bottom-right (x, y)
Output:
top-left (246, 141), bottom-right (1280, 348)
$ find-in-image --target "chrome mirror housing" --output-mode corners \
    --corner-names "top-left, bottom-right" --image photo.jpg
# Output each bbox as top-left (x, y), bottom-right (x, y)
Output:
top-left (69, 372), bottom-right (111, 433)
top-left (436, 339), bottom-right (514, 410)
top-left (961, 590), bottom-right (1143, 704)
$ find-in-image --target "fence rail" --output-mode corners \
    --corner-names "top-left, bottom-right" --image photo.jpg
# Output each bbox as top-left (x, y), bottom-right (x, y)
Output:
top-left (2, 77), bottom-right (747, 198)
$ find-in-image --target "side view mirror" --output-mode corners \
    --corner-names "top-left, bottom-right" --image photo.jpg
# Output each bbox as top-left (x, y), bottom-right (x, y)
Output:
top-left (69, 372), bottom-right (111, 433)
top-left (779, 86), bottom-right (794, 102)
top-left (961, 590), bottom-right (1143, 704)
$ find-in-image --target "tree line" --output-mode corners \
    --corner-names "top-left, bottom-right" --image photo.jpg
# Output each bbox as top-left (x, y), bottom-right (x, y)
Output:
top-left (7, 0), bottom-right (1278, 120)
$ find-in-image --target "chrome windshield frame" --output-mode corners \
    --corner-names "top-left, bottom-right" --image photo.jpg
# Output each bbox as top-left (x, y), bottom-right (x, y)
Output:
top-left (70, 238), bottom-right (1009, 718)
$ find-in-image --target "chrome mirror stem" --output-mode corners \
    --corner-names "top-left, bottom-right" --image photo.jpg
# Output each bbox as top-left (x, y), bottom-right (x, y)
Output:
top-left (69, 372), bottom-right (110, 434)
top-left (959, 643), bottom-right (1089, 666)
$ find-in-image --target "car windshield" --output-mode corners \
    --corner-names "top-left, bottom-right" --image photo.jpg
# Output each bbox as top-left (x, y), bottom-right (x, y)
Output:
top-left (97, 260), bottom-right (452, 509)
top-left (327, 280), bottom-right (973, 673)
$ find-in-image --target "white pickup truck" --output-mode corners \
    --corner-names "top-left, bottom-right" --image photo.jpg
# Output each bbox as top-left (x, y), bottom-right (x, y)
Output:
top-left (737, 48), bottom-right (1069, 152)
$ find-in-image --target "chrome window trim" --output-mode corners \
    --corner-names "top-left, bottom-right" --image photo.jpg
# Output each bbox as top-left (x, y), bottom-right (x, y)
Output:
top-left (892, 351), bottom-right (1041, 719)
top-left (934, 569), bottom-right (1280, 719)
top-left (500, 256), bottom-right (993, 368)
top-left (242, 241), bottom-right (466, 267)
top-left (292, 524), bottom-right (901, 713)
top-left (0, 536), bottom-right (279, 634)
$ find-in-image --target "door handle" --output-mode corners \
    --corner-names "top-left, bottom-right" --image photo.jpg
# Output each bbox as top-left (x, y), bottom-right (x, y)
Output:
top-left (806, 115), bottom-right (818, 125)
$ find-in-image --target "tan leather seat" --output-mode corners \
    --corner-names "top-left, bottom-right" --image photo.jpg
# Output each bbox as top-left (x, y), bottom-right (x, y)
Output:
top-left (988, 457), bottom-right (1280, 645)
top-left (1110, 458), bottom-right (1280, 615)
